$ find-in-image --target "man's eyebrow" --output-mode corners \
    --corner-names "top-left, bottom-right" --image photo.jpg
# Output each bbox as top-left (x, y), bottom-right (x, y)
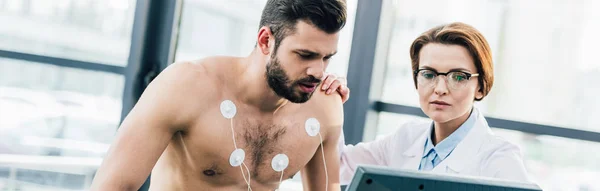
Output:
top-left (325, 51), bottom-right (337, 58)
top-left (294, 49), bottom-right (338, 58)
top-left (294, 49), bottom-right (320, 56)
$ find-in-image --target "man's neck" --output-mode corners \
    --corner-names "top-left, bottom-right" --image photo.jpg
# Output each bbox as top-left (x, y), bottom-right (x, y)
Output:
top-left (236, 49), bottom-right (288, 112)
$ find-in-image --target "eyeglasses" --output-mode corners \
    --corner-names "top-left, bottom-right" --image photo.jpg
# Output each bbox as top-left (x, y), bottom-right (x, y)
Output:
top-left (414, 69), bottom-right (479, 90)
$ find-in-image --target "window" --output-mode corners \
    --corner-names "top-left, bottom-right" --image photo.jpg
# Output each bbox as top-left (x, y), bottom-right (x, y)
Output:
top-left (380, 0), bottom-right (600, 132)
top-left (492, 128), bottom-right (600, 191)
top-left (174, 0), bottom-right (356, 77)
top-left (175, 0), bottom-right (268, 61)
top-left (375, 0), bottom-right (600, 190)
top-left (0, 0), bottom-right (136, 66)
top-left (0, 59), bottom-right (123, 190)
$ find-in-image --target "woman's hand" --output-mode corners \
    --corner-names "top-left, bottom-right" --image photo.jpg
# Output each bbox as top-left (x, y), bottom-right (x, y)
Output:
top-left (321, 73), bottom-right (350, 103)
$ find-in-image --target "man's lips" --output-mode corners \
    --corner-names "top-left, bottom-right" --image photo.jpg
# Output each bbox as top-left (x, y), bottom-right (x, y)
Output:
top-left (299, 82), bottom-right (318, 93)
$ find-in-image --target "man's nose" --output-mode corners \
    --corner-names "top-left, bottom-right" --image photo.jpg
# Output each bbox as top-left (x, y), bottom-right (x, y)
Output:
top-left (306, 61), bottom-right (325, 80)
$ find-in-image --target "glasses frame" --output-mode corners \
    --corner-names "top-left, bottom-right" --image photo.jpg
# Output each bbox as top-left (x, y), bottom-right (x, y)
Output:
top-left (413, 68), bottom-right (479, 89)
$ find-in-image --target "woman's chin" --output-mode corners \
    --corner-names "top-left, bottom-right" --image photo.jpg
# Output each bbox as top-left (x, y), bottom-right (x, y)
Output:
top-left (426, 111), bottom-right (453, 124)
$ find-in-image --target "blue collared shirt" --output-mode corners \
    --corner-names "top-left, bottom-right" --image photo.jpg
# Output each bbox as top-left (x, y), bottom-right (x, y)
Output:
top-left (418, 109), bottom-right (477, 171)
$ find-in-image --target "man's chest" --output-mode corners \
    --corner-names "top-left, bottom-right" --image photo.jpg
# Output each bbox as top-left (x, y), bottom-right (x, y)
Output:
top-left (180, 110), bottom-right (327, 185)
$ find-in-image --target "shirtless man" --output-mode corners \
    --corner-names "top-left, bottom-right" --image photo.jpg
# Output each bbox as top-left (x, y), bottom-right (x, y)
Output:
top-left (90, 0), bottom-right (349, 190)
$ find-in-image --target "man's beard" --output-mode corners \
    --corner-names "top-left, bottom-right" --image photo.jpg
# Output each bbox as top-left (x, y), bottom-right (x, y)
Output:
top-left (266, 56), bottom-right (321, 103)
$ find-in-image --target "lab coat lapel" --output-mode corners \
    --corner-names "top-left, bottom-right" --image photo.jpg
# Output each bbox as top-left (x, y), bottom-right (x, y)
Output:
top-left (400, 123), bottom-right (430, 170)
top-left (433, 108), bottom-right (490, 174)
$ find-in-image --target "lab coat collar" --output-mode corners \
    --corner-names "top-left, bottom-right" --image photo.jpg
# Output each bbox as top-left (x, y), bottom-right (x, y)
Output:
top-left (402, 107), bottom-right (491, 172)
top-left (400, 119), bottom-right (431, 169)
top-left (402, 125), bottom-right (429, 157)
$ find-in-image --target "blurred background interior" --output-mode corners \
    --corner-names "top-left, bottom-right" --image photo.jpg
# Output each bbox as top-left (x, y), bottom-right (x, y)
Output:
top-left (0, 0), bottom-right (599, 190)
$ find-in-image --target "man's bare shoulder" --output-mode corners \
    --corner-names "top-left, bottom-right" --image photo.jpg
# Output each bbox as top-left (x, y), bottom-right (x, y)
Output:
top-left (309, 88), bottom-right (343, 106)
top-left (157, 60), bottom-right (216, 96)
top-left (163, 56), bottom-right (242, 92)
top-left (148, 57), bottom-right (241, 116)
top-left (305, 89), bottom-right (344, 127)
top-left (187, 56), bottom-right (245, 78)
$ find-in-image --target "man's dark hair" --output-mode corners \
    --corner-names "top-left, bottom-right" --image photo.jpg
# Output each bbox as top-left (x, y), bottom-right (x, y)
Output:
top-left (259, 0), bottom-right (347, 53)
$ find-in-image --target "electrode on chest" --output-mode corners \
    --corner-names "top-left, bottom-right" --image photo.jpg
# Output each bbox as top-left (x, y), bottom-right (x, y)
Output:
top-left (220, 99), bottom-right (328, 191)
top-left (220, 100), bottom-right (237, 119)
top-left (229, 148), bottom-right (245, 167)
top-left (271, 153), bottom-right (289, 172)
top-left (305, 117), bottom-right (320, 137)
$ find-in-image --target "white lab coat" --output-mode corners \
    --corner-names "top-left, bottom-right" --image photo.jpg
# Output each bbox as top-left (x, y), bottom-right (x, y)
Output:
top-left (339, 108), bottom-right (531, 185)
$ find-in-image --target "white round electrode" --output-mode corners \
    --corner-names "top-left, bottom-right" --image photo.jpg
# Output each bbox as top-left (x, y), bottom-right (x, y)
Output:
top-left (305, 118), bottom-right (320, 137)
top-left (271, 154), bottom-right (289, 172)
top-left (220, 100), bottom-right (237, 119)
top-left (229, 148), bottom-right (245, 167)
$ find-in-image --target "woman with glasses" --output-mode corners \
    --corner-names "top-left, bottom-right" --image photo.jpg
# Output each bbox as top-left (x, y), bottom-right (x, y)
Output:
top-left (338, 22), bottom-right (530, 185)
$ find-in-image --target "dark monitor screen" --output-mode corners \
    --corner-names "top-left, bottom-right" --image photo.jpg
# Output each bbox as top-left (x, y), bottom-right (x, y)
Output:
top-left (346, 165), bottom-right (542, 191)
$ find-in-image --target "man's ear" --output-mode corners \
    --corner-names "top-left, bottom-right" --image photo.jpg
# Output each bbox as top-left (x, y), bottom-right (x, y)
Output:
top-left (257, 26), bottom-right (274, 55)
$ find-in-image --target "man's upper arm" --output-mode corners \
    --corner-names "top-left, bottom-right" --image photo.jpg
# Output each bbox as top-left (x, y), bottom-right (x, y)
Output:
top-left (90, 62), bottom-right (206, 191)
top-left (301, 92), bottom-right (344, 191)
